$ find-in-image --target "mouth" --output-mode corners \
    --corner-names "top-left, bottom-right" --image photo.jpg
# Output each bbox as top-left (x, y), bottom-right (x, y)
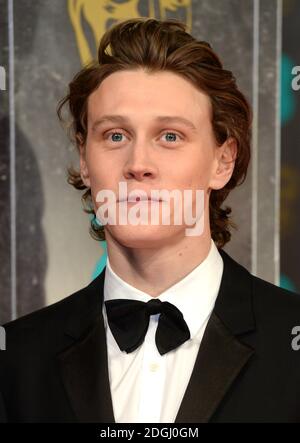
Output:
top-left (117, 197), bottom-right (163, 203)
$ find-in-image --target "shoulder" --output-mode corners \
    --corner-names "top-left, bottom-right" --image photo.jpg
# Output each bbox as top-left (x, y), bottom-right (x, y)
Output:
top-left (0, 271), bottom-right (104, 351)
top-left (220, 246), bottom-right (300, 306)
top-left (219, 247), bottom-right (300, 331)
top-left (251, 273), bottom-right (300, 330)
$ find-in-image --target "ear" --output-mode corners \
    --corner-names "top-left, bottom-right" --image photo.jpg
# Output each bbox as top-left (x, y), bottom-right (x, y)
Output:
top-left (79, 141), bottom-right (91, 188)
top-left (209, 137), bottom-right (237, 190)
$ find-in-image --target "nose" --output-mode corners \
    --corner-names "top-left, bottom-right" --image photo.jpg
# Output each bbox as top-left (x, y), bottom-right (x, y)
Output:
top-left (123, 145), bottom-right (157, 182)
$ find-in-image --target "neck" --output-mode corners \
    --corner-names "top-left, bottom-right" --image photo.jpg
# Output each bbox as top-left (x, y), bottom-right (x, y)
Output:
top-left (104, 226), bottom-right (213, 298)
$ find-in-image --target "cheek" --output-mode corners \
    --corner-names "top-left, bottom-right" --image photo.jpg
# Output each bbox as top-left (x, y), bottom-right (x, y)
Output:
top-left (174, 153), bottom-right (213, 189)
top-left (88, 164), bottom-right (106, 185)
top-left (85, 149), bottom-right (111, 185)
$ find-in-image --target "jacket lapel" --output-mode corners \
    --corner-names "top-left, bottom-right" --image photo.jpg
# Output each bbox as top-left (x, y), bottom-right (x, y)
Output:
top-left (175, 312), bottom-right (254, 422)
top-left (57, 269), bottom-right (115, 423)
top-left (175, 248), bottom-right (256, 423)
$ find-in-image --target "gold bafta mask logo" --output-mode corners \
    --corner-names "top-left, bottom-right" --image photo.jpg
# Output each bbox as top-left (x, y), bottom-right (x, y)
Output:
top-left (68, 0), bottom-right (192, 66)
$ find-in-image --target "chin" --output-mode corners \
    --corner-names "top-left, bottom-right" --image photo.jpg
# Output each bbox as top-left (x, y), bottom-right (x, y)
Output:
top-left (105, 224), bottom-right (183, 248)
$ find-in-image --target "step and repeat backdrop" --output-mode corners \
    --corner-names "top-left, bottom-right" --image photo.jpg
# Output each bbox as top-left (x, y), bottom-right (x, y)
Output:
top-left (0, 0), bottom-right (289, 323)
top-left (281, 0), bottom-right (300, 294)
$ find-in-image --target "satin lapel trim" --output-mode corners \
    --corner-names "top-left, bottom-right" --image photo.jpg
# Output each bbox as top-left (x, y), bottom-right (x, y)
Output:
top-left (57, 315), bottom-right (115, 423)
top-left (175, 312), bottom-right (254, 423)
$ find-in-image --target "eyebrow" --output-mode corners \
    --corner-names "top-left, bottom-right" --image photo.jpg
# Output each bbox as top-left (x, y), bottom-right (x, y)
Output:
top-left (91, 114), bottom-right (198, 132)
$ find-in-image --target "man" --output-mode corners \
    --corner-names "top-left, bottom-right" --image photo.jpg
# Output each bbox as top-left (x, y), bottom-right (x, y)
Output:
top-left (1, 17), bottom-right (300, 423)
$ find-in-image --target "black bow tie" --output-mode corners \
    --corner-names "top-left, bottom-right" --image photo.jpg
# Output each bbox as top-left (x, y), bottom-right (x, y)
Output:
top-left (104, 298), bottom-right (191, 356)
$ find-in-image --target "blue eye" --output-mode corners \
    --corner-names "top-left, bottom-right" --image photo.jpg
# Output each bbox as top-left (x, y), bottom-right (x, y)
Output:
top-left (162, 132), bottom-right (180, 142)
top-left (107, 131), bottom-right (125, 142)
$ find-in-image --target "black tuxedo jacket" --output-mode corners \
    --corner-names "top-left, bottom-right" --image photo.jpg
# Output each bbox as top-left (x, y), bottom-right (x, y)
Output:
top-left (1, 249), bottom-right (300, 423)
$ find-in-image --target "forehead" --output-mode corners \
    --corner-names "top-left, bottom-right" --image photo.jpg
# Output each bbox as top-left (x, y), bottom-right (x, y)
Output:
top-left (87, 69), bottom-right (212, 123)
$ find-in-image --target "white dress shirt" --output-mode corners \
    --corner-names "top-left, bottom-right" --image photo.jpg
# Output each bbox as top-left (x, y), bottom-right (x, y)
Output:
top-left (102, 238), bottom-right (224, 423)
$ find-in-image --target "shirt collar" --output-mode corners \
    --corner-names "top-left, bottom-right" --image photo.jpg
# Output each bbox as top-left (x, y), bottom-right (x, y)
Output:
top-left (103, 239), bottom-right (223, 342)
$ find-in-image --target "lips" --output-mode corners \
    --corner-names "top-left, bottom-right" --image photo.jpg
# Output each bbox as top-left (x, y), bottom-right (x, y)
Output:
top-left (118, 197), bottom-right (162, 202)
top-left (117, 193), bottom-right (163, 202)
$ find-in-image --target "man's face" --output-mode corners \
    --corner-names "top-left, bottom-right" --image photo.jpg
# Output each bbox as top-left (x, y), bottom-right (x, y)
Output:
top-left (80, 69), bottom-right (234, 248)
